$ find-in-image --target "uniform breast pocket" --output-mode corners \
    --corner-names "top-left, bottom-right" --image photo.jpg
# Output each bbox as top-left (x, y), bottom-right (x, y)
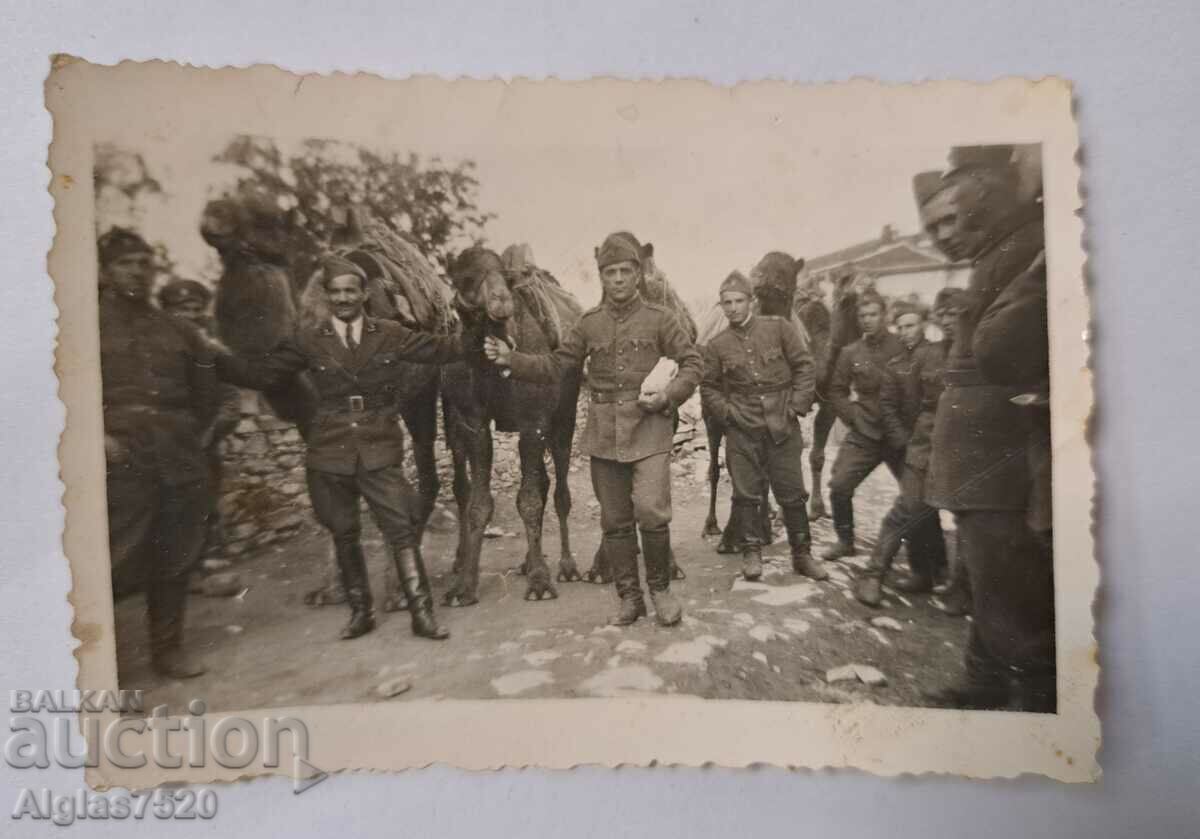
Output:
top-left (588, 342), bottom-right (613, 372)
top-left (853, 360), bottom-right (881, 392)
top-left (762, 347), bottom-right (786, 376)
top-left (624, 335), bottom-right (660, 370)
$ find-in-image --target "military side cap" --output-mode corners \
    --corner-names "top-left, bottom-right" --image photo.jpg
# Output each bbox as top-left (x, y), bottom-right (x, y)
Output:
top-left (751, 251), bottom-right (803, 297)
top-left (595, 231), bottom-right (643, 270)
top-left (501, 243), bottom-right (537, 277)
top-left (946, 144), bottom-right (1015, 175)
top-left (97, 226), bottom-right (153, 267)
top-left (913, 170), bottom-right (950, 206)
top-left (322, 253), bottom-right (368, 284)
top-left (158, 278), bottom-right (212, 308)
top-left (719, 270), bottom-right (753, 298)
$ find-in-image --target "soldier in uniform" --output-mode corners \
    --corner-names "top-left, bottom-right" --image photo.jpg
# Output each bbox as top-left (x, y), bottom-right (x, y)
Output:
top-left (700, 268), bottom-right (828, 583)
top-left (821, 291), bottom-right (907, 560)
top-left (485, 231), bottom-right (703, 626)
top-left (925, 146), bottom-right (1054, 711)
top-left (99, 229), bottom-right (219, 680)
top-left (158, 279), bottom-right (242, 558)
top-left (854, 292), bottom-right (960, 607)
top-left (216, 255), bottom-right (466, 642)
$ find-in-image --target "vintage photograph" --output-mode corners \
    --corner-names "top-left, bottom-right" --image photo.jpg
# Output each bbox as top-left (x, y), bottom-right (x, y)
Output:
top-left (49, 63), bottom-right (1095, 780)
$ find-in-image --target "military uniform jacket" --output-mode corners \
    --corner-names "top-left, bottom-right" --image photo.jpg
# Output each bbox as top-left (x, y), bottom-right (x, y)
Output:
top-left (100, 292), bottom-right (220, 486)
top-left (927, 215), bottom-right (1045, 511)
top-left (827, 331), bottom-right (906, 441)
top-left (700, 315), bottom-right (815, 445)
top-left (217, 316), bottom-right (463, 476)
top-left (508, 295), bottom-right (702, 463)
top-left (880, 338), bottom-right (948, 471)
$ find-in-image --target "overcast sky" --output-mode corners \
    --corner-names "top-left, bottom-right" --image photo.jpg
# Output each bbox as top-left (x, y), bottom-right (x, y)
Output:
top-left (87, 72), bottom-right (1030, 313)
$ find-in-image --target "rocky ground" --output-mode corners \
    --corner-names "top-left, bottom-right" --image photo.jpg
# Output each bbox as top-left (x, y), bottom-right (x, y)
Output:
top-left (114, 410), bottom-right (971, 713)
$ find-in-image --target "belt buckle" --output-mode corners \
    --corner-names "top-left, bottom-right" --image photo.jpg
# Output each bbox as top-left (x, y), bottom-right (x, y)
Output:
top-left (348, 395), bottom-right (365, 412)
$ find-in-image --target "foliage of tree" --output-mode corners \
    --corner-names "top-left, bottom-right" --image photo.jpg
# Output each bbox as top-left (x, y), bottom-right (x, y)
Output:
top-left (214, 135), bottom-right (494, 271)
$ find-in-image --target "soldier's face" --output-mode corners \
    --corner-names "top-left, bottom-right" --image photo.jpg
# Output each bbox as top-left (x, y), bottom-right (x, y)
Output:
top-left (103, 251), bottom-right (154, 300)
top-left (601, 260), bottom-right (640, 305)
top-left (164, 299), bottom-right (209, 328)
top-left (921, 187), bottom-right (970, 261)
top-left (720, 291), bottom-right (751, 324)
top-left (937, 306), bottom-right (958, 342)
top-left (896, 313), bottom-right (924, 348)
top-left (326, 273), bottom-right (367, 322)
top-left (858, 302), bottom-right (884, 336)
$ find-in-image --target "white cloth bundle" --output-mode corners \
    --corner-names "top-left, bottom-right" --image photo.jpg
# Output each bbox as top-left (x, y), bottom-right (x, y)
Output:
top-left (640, 357), bottom-right (679, 398)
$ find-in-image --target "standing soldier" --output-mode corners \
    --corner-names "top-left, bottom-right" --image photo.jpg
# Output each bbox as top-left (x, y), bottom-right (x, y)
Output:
top-left (821, 291), bottom-right (907, 560)
top-left (854, 292), bottom-right (960, 606)
top-left (925, 145), bottom-right (1054, 711)
top-left (99, 229), bottom-right (219, 680)
top-left (485, 231), bottom-right (703, 626)
top-left (701, 268), bottom-right (828, 583)
top-left (216, 255), bottom-right (466, 642)
top-left (158, 279), bottom-right (242, 558)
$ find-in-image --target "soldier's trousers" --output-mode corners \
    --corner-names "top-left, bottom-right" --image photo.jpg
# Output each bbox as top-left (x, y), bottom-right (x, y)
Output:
top-left (726, 423), bottom-right (807, 548)
top-left (107, 467), bottom-right (208, 655)
top-left (589, 452), bottom-right (672, 538)
top-left (306, 460), bottom-right (422, 552)
top-left (829, 430), bottom-right (904, 545)
top-left (958, 510), bottom-right (1056, 711)
top-left (864, 463), bottom-right (946, 581)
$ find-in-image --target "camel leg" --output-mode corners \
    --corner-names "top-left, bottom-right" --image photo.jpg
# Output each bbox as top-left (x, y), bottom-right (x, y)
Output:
top-left (549, 421), bottom-right (581, 583)
top-left (517, 432), bottom-right (557, 601)
top-left (443, 418), bottom-right (492, 608)
top-left (809, 402), bottom-right (835, 520)
top-left (702, 419), bottom-right (724, 538)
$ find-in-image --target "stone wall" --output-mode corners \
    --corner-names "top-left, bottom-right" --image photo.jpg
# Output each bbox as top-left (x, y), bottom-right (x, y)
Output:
top-left (213, 391), bottom-right (311, 558)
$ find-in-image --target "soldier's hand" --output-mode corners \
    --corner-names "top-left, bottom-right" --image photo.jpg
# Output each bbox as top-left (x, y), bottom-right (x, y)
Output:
top-left (483, 335), bottom-right (511, 367)
top-left (637, 392), bottom-right (669, 414)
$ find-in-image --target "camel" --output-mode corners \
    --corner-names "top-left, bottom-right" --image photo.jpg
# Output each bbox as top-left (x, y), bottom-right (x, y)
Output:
top-left (438, 245), bottom-right (585, 606)
top-left (696, 266), bottom-right (861, 550)
top-left (202, 198), bottom-right (455, 611)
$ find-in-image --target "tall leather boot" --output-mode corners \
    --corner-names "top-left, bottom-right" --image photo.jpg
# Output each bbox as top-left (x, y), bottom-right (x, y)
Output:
top-left (607, 531), bottom-right (647, 626)
top-left (822, 490), bottom-right (857, 560)
top-left (642, 528), bottom-right (682, 627)
top-left (782, 504), bottom-right (829, 581)
top-left (148, 577), bottom-right (207, 679)
top-left (393, 546), bottom-right (449, 640)
top-left (733, 500), bottom-right (763, 581)
top-left (336, 541), bottom-right (376, 640)
top-left (941, 531), bottom-right (973, 616)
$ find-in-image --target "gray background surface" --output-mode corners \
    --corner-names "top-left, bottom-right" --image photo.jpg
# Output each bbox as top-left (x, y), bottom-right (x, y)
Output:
top-left (1, 1), bottom-right (1197, 835)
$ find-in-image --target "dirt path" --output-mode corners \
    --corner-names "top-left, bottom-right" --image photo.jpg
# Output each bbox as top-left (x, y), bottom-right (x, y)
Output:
top-left (115, 439), bottom-right (971, 713)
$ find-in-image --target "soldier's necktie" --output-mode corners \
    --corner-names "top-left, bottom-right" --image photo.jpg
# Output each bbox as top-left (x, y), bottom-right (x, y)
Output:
top-left (345, 326), bottom-right (358, 355)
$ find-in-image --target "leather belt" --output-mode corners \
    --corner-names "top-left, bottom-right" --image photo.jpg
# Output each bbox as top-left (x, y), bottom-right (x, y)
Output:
top-left (590, 388), bottom-right (642, 404)
top-left (321, 393), bottom-right (394, 413)
top-left (729, 382), bottom-right (790, 396)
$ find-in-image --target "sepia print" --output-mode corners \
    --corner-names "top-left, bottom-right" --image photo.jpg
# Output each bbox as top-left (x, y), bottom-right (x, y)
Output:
top-left (47, 60), bottom-right (1097, 783)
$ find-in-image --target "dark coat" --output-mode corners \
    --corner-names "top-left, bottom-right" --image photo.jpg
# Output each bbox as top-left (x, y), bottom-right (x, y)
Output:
top-left (100, 292), bottom-right (219, 486)
top-left (975, 249), bottom-right (1051, 532)
top-left (827, 331), bottom-right (906, 441)
top-left (508, 295), bottom-right (702, 463)
top-left (217, 316), bottom-right (463, 475)
top-left (700, 315), bottom-right (815, 445)
top-left (880, 337), bottom-right (948, 471)
top-left (927, 215), bottom-right (1045, 512)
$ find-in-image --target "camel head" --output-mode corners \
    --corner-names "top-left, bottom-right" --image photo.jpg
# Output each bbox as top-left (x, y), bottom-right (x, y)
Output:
top-left (750, 251), bottom-right (805, 318)
top-left (449, 246), bottom-right (514, 325)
